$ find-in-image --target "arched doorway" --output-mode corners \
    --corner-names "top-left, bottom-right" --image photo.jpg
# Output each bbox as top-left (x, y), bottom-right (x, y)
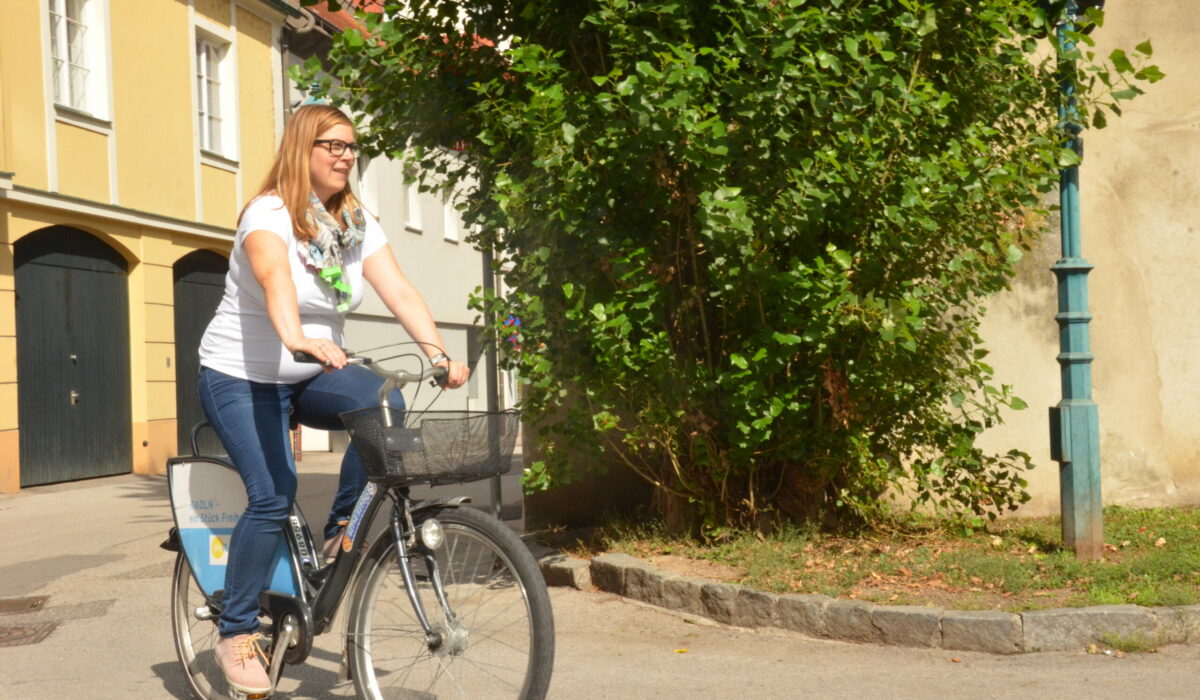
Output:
top-left (173, 250), bottom-right (228, 455)
top-left (15, 226), bottom-right (132, 486)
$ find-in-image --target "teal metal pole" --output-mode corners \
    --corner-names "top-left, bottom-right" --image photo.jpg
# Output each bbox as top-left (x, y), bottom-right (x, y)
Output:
top-left (1048, 1), bottom-right (1103, 561)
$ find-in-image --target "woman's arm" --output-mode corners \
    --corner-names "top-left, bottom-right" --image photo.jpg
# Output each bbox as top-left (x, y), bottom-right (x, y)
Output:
top-left (244, 230), bottom-right (348, 369)
top-left (362, 245), bottom-right (470, 389)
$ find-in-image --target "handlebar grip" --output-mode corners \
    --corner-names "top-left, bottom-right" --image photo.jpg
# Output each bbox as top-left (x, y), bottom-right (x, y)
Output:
top-left (293, 348), bottom-right (366, 365)
top-left (431, 366), bottom-right (449, 385)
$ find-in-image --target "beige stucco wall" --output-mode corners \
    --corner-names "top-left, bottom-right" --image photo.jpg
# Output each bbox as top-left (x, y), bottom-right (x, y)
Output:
top-left (111, 0), bottom-right (197, 219)
top-left (0, 0), bottom-right (49, 189)
top-left (0, 0), bottom-right (284, 490)
top-left (980, 2), bottom-right (1200, 515)
top-left (55, 122), bottom-right (111, 202)
top-left (237, 5), bottom-right (278, 197)
top-left (200, 163), bottom-right (238, 226)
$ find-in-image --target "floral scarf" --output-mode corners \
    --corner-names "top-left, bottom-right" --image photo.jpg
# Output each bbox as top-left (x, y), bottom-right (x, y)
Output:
top-left (298, 193), bottom-right (366, 312)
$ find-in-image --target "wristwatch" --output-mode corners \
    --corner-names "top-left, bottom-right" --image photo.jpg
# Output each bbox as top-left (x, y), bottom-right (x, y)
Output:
top-left (429, 352), bottom-right (450, 365)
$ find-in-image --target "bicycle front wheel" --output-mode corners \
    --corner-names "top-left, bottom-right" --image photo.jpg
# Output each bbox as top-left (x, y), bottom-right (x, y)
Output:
top-left (348, 505), bottom-right (555, 699)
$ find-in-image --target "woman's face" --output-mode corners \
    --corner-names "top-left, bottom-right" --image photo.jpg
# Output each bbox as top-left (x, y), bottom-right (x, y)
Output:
top-left (309, 123), bottom-right (357, 204)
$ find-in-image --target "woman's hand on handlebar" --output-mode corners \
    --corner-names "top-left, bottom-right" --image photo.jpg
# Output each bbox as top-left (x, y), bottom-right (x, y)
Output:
top-left (437, 359), bottom-right (470, 389)
top-left (292, 337), bottom-right (348, 371)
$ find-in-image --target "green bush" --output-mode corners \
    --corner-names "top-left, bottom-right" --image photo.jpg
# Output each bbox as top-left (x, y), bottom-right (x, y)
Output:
top-left (305, 0), bottom-right (1158, 531)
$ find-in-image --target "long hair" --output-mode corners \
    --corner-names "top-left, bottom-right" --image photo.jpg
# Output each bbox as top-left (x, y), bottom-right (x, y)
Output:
top-left (239, 104), bottom-right (359, 240)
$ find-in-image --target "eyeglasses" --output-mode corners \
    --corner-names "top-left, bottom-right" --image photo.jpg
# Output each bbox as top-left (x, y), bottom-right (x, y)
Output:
top-left (313, 139), bottom-right (360, 157)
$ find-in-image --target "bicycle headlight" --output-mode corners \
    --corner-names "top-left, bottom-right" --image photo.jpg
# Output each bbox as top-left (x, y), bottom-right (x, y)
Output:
top-left (420, 518), bottom-right (444, 550)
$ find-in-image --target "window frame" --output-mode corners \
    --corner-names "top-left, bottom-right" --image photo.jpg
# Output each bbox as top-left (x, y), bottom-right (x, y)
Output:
top-left (189, 15), bottom-right (238, 166)
top-left (194, 30), bottom-right (238, 163)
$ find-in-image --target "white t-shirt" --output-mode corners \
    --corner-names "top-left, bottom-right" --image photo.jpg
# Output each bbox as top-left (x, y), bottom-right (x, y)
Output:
top-left (199, 195), bottom-right (388, 384)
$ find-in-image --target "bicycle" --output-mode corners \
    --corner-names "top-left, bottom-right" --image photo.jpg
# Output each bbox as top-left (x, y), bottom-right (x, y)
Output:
top-left (163, 349), bottom-right (555, 699)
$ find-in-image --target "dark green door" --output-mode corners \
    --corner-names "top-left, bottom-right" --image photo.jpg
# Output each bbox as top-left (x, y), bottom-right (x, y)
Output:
top-left (173, 250), bottom-right (228, 456)
top-left (15, 227), bottom-right (132, 486)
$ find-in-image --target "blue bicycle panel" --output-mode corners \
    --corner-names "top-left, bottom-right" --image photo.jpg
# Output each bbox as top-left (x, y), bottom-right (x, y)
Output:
top-left (169, 459), bottom-right (299, 597)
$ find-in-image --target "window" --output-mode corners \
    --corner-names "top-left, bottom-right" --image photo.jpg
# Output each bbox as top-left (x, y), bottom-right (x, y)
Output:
top-left (48, 0), bottom-right (109, 118)
top-left (405, 180), bottom-right (423, 232)
top-left (443, 193), bottom-right (460, 242)
top-left (355, 156), bottom-right (380, 215)
top-left (49, 0), bottom-right (88, 109)
top-left (196, 37), bottom-right (227, 155)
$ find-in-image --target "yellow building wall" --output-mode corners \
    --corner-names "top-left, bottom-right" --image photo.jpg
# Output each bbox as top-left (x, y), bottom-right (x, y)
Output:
top-left (201, 164), bottom-right (237, 226)
top-left (0, 0), bottom-right (50, 188)
top-left (196, 0), bottom-right (233, 27)
top-left (1, 217), bottom-right (17, 448)
top-left (55, 122), bottom-right (111, 202)
top-left (237, 7), bottom-right (278, 198)
top-left (0, 0), bottom-right (282, 489)
top-left (110, 1), bottom-right (196, 220)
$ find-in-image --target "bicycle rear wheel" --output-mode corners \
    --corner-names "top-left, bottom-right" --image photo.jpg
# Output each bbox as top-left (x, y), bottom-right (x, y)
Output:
top-left (348, 505), bottom-right (555, 699)
top-left (170, 552), bottom-right (226, 699)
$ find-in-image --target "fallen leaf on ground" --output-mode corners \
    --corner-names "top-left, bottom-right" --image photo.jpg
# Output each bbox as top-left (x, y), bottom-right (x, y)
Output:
top-left (1104, 543), bottom-right (1118, 552)
top-left (675, 648), bottom-right (688, 654)
top-left (1087, 644), bottom-right (1099, 654)
top-left (1155, 537), bottom-right (1167, 548)
top-left (949, 658), bottom-right (961, 663)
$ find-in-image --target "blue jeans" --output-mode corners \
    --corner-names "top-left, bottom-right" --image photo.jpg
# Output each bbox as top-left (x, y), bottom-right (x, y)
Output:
top-left (197, 365), bottom-right (404, 637)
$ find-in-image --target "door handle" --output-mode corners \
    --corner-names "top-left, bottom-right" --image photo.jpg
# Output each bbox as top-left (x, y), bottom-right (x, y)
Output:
top-left (70, 389), bottom-right (79, 405)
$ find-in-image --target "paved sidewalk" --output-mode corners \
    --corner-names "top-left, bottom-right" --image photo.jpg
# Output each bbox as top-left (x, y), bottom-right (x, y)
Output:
top-left (535, 550), bottom-right (1200, 655)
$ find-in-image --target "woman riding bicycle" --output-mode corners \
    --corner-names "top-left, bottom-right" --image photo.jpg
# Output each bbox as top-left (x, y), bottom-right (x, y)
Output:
top-left (195, 103), bottom-right (469, 695)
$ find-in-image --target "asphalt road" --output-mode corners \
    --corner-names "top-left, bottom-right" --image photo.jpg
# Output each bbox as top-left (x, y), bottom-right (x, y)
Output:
top-left (3, 461), bottom-right (1200, 699)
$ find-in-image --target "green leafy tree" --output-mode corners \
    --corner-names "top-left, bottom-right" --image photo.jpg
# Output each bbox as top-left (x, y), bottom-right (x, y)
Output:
top-left (304, 0), bottom-right (1159, 531)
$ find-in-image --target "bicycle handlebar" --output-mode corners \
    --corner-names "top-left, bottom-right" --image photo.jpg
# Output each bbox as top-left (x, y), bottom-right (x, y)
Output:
top-left (292, 350), bottom-right (449, 388)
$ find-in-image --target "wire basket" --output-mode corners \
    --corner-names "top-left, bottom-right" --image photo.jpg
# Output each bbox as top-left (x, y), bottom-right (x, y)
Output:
top-left (340, 407), bottom-right (520, 486)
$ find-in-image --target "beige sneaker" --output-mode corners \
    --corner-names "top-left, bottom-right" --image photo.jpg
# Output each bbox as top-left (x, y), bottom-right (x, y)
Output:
top-left (215, 632), bottom-right (271, 695)
top-left (322, 521), bottom-right (349, 562)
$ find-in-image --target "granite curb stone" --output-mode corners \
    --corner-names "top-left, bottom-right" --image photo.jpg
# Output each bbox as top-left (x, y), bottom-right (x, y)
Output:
top-left (1021, 604), bottom-right (1158, 652)
top-left (533, 547), bottom-right (1198, 655)
top-left (1155, 604), bottom-right (1200, 644)
top-left (872, 604), bottom-right (942, 648)
top-left (776, 593), bottom-right (831, 638)
top-left (941, 609), bottom-right (1022, 654)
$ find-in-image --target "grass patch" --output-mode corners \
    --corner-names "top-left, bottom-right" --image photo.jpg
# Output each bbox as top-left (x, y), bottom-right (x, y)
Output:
top-left (546, 505), bottom-right (1200, 612)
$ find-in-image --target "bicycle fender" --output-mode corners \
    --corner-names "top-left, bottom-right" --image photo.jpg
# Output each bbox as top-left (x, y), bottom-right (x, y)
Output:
top-left (409, 496), bottom-right (472, 514)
